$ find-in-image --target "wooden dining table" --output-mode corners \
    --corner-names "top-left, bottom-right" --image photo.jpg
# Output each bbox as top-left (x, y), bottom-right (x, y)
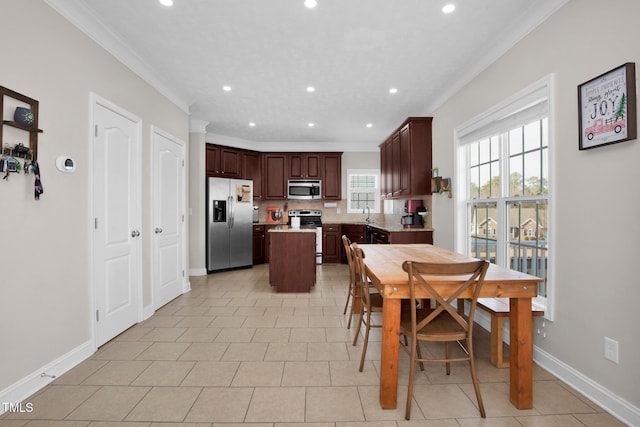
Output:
top-left (360, 243), bottom-right (543, 410)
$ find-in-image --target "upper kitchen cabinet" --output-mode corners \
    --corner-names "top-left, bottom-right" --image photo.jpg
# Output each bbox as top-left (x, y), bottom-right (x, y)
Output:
top-left (379, 117), bottom-right (432, 198)
top-left (321, 153), bottom-right (342, 200)
top-left (288, 153), bottom-right (321, 179)
top-left (264, 153), bottom-right (288, 200)
top-left (206, 144), bottom-right (241, 178)
top-left (242, 150), bottom-right (263, 200)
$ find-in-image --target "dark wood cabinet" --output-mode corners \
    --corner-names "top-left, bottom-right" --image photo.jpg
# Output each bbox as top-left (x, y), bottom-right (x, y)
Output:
top-left (371, 228), bottom-right (390, 244)
top-left (389, 230), bottom-right (433, 244)
top-left (322, 153), bottom-right (342, 200)
top-left (379, 117), bottom-right (432, 199)
top-left (243, 151), bottom-right (263, 199)
top-left (253, 225), bottom-right (266, 265)
top-left (269, 231), bottom-right (316, 292)
top-left (391, 131), bottom-right (401, 196)
top-left (264, 154), bottom-right (288, 200)
top-left (206, 145), bottom-right (341, 200)
top-left (340, 223), bottom-right (366, 263)
top-left (205, 144), bottom-right (219, 177)
top-left (206, 144), bottom-right (241, 178)
top-left (288, 153), bottom-right (320, 179)
top-left (264, 224), bottom-right (278, 264)
top-left (380, 137), bottom-right (392, 198)
top-left (322, 224), bottom-right (341, 264)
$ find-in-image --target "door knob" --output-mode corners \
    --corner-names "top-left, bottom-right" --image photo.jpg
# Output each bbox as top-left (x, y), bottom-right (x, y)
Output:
top-left (131, 230), bottom-right (140, 237)
top-left (155, 227), bottom-right (163, 234)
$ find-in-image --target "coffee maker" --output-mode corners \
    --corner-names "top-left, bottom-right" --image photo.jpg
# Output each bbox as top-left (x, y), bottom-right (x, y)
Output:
top-left (401, 199), bottom-right (427, 228)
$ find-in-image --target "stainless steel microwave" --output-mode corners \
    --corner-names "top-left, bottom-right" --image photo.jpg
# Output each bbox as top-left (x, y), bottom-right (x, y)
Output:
top-left (287, 180), bottom-right (322, 200)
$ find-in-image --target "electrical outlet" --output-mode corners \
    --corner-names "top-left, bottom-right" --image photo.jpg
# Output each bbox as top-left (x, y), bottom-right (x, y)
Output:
top-left (604, 337), bottom-right (619, 363)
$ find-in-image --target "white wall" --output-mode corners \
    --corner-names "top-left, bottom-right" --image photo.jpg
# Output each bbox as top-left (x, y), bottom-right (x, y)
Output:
top-left (431, 0), bottom-right (640, 415)
top-left (0, 1), bottom-right (189, 394)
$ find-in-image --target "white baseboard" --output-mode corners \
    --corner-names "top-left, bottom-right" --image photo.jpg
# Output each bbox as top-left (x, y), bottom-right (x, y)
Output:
top-left (142, 303), bottom-right (155, 321)
top-left (182, 279), bottom-right (191, 294)
top-left (468, 303), bottom-right (639, 426)
top-left (533, 347), bottom-right (639, 427)
top-left (189, 267), bottom-right (207, 276)
top-left (0, 340), bottom-right (94, 415)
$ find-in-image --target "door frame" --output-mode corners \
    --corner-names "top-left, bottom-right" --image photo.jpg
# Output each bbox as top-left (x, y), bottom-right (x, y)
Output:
top-left (151, 125), bottom-right (189, 309)
top-left (90, 93), bottom-right (143, 349)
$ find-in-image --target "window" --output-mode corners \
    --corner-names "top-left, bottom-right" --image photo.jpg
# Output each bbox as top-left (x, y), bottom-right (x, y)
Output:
top-left (347, 169), bottom-right (380, 213)
top-left (455, 75), bottom-right (553, 316)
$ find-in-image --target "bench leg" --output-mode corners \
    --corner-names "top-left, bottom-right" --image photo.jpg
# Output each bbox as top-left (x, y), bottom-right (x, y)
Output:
top-left (490, 315), bottom-right (509, 368)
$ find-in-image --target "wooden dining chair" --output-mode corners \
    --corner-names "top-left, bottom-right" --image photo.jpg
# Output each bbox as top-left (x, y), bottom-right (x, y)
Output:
top-left (400, 259), bottom-right (489, 420)
top-left (351, 242), bottom-right (384, 372)
top-left (341, 235), bottom-right (357, 329)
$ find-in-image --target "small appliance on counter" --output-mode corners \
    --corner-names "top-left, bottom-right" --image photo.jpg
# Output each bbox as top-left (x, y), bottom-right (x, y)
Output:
top-left (267, 206), bottom-right (283, 223)
top-left (253, 206), bottom-right (259, 223)
top-left (401, 199), bottom-right (427, 228)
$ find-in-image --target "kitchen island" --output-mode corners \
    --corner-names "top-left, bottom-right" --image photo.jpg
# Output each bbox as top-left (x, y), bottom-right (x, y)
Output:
top-left (268, 226), bottom-right (317, 292)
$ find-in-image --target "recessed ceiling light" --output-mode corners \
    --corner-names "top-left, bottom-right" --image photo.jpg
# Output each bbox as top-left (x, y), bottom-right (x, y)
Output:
top-left (249, 122), bottom-right (256, 127)
top-left (159, 0), bottom-right (173, 7)
top-left (222, 85), bottom-right (232, 92)
top-left (442, 4), bottom-right (455, 14)
top-left (304, 0), bottom-right (317, 9)
top-left (308, 122), bottom-right (315, 127)
top-left (366, 123), bottom-right (373, 128)
top-left (306, 86), bottom-right (315, 93)
top-left (389, 88), bottom-right (398, 94)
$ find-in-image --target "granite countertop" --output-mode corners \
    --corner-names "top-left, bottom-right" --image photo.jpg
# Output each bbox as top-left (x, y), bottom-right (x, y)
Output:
top-left (339, 222), bottom-right (434, 232)
top-left (256, 222), bottom-right (433, 232)
top-left (267, 225), bottom-right (317, 233)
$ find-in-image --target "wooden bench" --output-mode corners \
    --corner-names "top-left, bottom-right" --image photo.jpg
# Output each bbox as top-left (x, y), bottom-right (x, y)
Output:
top-left (476, 298), bottom-right (544, 368)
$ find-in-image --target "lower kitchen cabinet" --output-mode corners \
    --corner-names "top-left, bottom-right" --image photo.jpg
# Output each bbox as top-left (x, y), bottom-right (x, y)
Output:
top-left (389, 230), bottom-right (433, 244)
top-left (322, 224), bottom-right (341, 264)
top-left (370, 227), bottom-right (433, 245)
top-left (371, 228), bottom-right (390, 244)
top-left (340, 223), bottom-right (366, 263)
top-left (253, 225), bottom-right (266, 265)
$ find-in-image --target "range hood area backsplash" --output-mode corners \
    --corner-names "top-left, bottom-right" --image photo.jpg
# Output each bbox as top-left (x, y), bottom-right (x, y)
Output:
top-left (254, 197), bottom-right (432, 228)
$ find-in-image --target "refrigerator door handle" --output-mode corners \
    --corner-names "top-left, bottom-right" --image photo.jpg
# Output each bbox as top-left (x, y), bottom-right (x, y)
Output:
top-left (228, 195), bottom-right (234, 228)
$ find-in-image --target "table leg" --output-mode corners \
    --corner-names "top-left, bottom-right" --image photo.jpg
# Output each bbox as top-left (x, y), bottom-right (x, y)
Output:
top-left (379, 298), bottom-right (401, 409)
top-left (509, 297), bottom-right (533, 409)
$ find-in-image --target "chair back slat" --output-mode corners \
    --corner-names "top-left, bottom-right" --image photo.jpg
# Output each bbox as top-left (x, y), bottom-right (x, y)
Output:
top-left (403, 260), bottom-right (489, 333)
top-left (350, 243), bottom-right (372, 307)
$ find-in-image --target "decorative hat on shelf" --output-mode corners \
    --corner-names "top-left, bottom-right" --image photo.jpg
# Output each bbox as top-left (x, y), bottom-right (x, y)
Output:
top-left (14, 107), bottom-right (34, 126)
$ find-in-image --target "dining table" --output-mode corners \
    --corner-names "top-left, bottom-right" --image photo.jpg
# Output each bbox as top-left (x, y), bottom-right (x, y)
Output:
top-left (360, 243), bottom-right (543, 410)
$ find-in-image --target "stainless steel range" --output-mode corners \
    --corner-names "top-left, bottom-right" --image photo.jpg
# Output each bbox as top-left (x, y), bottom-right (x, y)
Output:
top-left (287, 209), bottom-right (322, 264)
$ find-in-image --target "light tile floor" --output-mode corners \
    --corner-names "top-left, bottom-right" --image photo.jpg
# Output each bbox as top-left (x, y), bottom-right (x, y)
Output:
top-left (1, 264), bottom-right (627, 426)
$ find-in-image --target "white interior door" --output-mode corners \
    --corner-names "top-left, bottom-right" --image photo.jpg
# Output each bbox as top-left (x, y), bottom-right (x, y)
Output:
top-left (152, 127), bottom-right (186, 309)
top-left (93, 97), bottom-right (142, 347)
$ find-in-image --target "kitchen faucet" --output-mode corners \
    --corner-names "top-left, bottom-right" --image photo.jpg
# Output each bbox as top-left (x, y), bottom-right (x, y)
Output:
top-left (363, 206), bottom-right (371, 223)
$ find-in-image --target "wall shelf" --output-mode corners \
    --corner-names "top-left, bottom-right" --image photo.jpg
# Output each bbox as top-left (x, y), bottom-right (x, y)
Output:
top-left (1, 86), bottom-right (42, 160)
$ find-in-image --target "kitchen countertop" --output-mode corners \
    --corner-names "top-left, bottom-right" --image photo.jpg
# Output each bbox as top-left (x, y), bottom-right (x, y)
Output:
top-left (267, 225), bottom-right (317, 232)
top-left (256, 222), bottom-right (433, 233)
top-left (340, 222), bottom-right (434, 233)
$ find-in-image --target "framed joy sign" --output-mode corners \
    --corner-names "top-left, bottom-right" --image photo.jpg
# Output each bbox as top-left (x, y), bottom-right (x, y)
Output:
top-left (578, 62), bottom-right (637, 150)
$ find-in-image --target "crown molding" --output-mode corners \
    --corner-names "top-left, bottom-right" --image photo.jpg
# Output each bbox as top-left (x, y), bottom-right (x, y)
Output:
top-left (44, 0), bottom-right (191, 114)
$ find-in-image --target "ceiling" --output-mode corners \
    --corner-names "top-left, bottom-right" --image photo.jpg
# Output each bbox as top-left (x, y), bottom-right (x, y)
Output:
top-left (46, 0), bottom-right (567, 151)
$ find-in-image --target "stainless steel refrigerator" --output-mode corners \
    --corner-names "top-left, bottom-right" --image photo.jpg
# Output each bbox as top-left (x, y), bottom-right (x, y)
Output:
top-left (207, 177), bottom-right (253, 272)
